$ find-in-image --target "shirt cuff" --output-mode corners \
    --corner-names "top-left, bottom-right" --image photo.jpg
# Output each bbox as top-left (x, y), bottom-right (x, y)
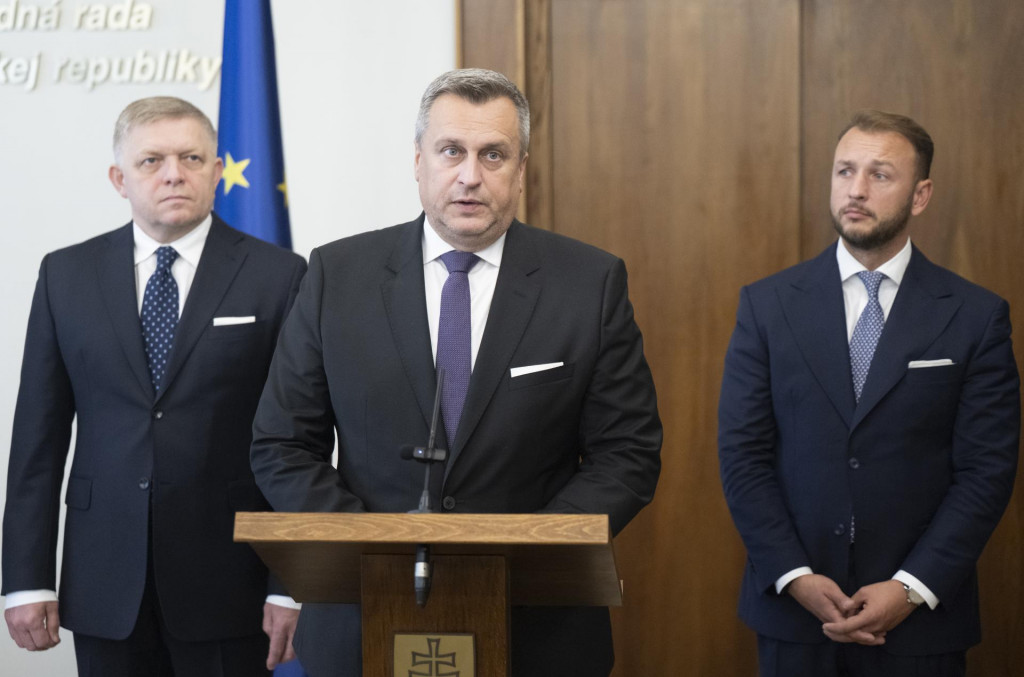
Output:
top-left (4, 589), bottom-right (58, 609)
top-left (266, 594), bottom-right (302, 610)
top-left (892, 570), bottom-right (939, 610)
top-left (775, 567), bottom-right (813, 595)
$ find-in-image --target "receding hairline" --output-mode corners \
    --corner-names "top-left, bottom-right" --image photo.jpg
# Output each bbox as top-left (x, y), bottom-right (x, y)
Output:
top-left (414, 68), bottom-right (531, 159)
top-left (837, 109), bottom-right (934, 180)
top-left (113, 96), bottom-right (217, 163)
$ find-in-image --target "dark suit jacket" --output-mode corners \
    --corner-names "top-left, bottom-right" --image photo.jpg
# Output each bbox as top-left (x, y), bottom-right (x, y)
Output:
top-left (251, 216), bottom-right (662, 676)
top-left (718, 242), bottom-right (1019, 655)
top-left (2, 215), bottom-right (307, 642)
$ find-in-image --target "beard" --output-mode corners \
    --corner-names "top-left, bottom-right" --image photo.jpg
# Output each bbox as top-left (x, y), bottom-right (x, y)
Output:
top-left (831, 197), bottom-right (913, 251)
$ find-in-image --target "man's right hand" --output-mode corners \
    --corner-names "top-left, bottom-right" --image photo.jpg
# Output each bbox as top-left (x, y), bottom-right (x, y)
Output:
top-left (786, 573), bottom-right (858, 625)
top-left (5, 601), bottom-right (61, 651)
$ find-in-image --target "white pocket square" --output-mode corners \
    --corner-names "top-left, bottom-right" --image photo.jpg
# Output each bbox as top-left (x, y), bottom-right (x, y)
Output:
top-left (212, 316), bottom-right (256, 326)
top-left (510, 362), bottom-right (564, 378)
top-left (908, 359), bottom-right (954, 369)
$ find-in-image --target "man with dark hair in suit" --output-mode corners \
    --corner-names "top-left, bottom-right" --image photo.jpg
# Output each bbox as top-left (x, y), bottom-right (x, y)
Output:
top-left (250, 68), bottom-right (662, 677)
top-left (718, 110), bottom-right (1020, 677)
top-left (3, 96), bottom-right (307, 676)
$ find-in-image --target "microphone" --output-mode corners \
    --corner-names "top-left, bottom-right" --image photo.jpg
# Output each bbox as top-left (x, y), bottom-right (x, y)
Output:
top-left (402, 368), bottom-right (448, 606)
top-left (399, 445), bottom-right (448, 463)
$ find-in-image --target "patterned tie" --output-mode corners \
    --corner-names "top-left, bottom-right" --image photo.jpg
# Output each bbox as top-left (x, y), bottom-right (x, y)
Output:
top-left (849, 270), bottom-right (886, 402)
top-left (141, 246), bottom-right (180, 394)
top-left (436, 251), bottom-right (479, 449)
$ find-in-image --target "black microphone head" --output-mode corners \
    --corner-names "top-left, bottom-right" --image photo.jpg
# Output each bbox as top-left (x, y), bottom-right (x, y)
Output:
top-left (400, 445), bottom-right (448, 462)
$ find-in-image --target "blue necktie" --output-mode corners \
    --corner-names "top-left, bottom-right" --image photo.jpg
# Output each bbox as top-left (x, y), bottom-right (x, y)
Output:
top-left (436, 251), bottom-right (479, 449)
top-left (141, 246), bottom-right (180, 394)
top-left (849, 270), bottom-right (886, 402)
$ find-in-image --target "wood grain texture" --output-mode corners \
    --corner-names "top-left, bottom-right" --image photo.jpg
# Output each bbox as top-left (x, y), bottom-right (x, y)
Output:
top-left (456, 1), bottom-right (1023, 674)
top-left (362, 554), bottom-right (508, 677)
top-left (235, 512), bottom-right (622, 606)
top-left (545, 2), bottom-right (800, 674)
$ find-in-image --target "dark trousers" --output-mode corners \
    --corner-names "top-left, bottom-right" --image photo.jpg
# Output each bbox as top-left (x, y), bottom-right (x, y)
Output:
top-left (757, 636), bottom-right (966, 677)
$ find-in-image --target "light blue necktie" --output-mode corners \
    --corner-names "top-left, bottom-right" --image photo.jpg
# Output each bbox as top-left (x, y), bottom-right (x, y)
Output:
top-left (436, 251), bottom-right (479, 449)
top-left (141, 246), bottom-right (180, 395)
top-left (849, 270), bottom-right (886, 402)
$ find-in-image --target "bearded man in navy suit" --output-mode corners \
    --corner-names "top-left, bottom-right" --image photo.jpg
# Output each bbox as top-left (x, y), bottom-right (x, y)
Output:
top-left (3, 97), bottom-right (306, 676)
top-left (718, 110), bottom-right (1020, 677)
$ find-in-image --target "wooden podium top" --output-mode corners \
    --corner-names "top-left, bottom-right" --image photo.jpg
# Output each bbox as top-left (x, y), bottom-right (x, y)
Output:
top-left (235, 512), bottom-right (622, 606)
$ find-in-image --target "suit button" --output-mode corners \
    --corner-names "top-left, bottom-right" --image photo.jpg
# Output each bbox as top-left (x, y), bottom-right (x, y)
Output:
top-left (139, 478), bottom-right (151, 490)
top-left (152, 410), bottom-right (164, 420)
top-left (833, 523), bottom-right (846, 536)
top-left (442, 496), bottom-right (456, 510)
top-left (848, 457), bottom-right (860, 469)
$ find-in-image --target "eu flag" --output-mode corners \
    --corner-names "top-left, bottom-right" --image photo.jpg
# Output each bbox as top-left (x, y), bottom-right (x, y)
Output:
top-left (217, 9), bottom-right (304, 676)
top-left (215, 0), bottom-right (292, 249)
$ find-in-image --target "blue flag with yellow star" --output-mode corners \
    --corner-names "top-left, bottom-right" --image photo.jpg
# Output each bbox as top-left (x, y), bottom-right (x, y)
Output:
top-left (217, 10), bottom-right (305, 677)
top-left (215, 0), bottom-right (291, 249)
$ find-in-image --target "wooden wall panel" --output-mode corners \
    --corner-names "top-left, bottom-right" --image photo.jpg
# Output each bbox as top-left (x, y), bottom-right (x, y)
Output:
top-left (460, 0), bottom-right (1023, 674)
top-left (547, 2), bottom-right (799, 674)
top-left (462, 1), bottom-right (801, 674)
top-left (803, 4), bottom-right (1024, 674)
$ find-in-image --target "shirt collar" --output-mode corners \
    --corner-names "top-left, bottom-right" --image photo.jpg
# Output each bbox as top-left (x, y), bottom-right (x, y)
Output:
top-left (836, 236), bottom-right (912, 286)
top-left (133, 215), bottom-right (212, 267)
top-left (421, 215), bottom-right (507, 269)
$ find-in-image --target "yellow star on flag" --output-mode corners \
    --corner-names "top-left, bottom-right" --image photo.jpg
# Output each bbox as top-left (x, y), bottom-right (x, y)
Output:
top-left (277, 175), bottom-right (289, 207)
top-left (221, 152), bottom-right (251, 195)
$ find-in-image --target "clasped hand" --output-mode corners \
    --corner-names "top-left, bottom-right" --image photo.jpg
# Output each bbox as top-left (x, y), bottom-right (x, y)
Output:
top-left (787, 575), bottom-right (916, 645)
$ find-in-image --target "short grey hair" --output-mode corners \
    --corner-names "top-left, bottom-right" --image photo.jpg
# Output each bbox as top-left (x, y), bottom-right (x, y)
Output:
top-left (113, 96), bottom-right (217, 163)
top-left (415, 68), bottom-right (530, 158)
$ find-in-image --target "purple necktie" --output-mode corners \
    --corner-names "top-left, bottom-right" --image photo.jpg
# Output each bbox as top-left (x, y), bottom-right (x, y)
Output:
top-left (141, 246), bottom-right (180, 394)
top-left (436, 250), bottom-right (479, 449)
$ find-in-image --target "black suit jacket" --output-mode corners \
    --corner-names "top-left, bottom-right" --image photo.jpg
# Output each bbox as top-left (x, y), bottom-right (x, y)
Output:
top-left (251, 216), bottom-right (662, 676)
top-left (2, 215), bottom-right (307, 642)
top-left (718, 243), bottom-right (1020, 654)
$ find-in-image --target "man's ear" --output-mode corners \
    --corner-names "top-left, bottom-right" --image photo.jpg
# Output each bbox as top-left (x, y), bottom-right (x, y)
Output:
top-left (109, 165), bottom-right (128, 198)
top-left (911, 178), bottom-right (933, 216)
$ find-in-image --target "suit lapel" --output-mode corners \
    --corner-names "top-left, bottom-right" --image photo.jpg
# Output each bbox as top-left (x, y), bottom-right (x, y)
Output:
top-left (778, 244), bottom-right (856, 428)
top-left (851, 247), bottom-right (962, 429)
top-left (445, 222), bottom-right (541, 475)
top-left (96, 223), bottom-right (153, 399)
top-left (381, 218), bottom-right (439, 433)
top-left (158, 217), bottom-right (247, 403)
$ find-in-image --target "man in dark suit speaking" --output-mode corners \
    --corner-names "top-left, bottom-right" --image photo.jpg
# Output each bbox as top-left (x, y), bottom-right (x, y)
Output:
top-left (3, 97), bottom-right (307, 676)
top-left (250, 68), bottom-right (662, 677)
top-left (718, 110), bottom-right (1020, 676)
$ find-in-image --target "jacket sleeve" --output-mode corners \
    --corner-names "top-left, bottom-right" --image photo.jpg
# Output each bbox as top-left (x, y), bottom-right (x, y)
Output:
top-left (717, 285), bottom-right (812, 592)
top-left (2, 255), bottom-right (76, 594)
top-left (899, 298), bottom-right (1020, 602)
top-left (539, 257), bottom-right (662, 536)
top-left (250, 248), bottom-right (366, 513)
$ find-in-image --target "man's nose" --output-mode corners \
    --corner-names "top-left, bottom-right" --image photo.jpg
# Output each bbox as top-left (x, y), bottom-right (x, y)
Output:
top-left (458, 157), bottom-right (482, 186)
top-left (162, 158), bottom-right (185, 183)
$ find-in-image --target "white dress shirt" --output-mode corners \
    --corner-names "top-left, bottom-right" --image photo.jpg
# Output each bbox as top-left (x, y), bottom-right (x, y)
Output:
top-left (422, 217), bottom-right (506, 368)
top-left (132, 215), bottom-right (211, 313)
top-left (775, 238), bottom-right (939, 610)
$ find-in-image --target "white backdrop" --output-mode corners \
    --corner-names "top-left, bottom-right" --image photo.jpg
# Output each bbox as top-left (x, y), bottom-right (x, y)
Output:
top-left (0, 2), bottom-right (455, 674)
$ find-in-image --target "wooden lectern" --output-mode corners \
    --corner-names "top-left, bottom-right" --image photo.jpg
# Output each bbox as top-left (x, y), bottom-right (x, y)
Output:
top-left (234, 512), bottom-right (621, 677)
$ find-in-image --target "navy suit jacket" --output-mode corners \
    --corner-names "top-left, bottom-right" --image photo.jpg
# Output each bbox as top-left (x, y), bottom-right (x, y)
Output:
top-left (251, 216), bottom-right (662, 677)
top-left (2, 215), bottom-right (306, 641)
top-left (718, 242), bottom-right (1019, 655)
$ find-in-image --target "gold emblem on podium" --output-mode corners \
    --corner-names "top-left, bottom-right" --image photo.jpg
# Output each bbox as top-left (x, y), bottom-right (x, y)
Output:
top-left (393, 634), bottom-right (475, 676)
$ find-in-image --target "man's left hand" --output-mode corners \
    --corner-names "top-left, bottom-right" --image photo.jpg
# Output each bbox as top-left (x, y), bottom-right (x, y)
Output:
top-left (262, 602), bottom-right (299, 670)
top-left (822, 580), bottom-right (916, 645)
